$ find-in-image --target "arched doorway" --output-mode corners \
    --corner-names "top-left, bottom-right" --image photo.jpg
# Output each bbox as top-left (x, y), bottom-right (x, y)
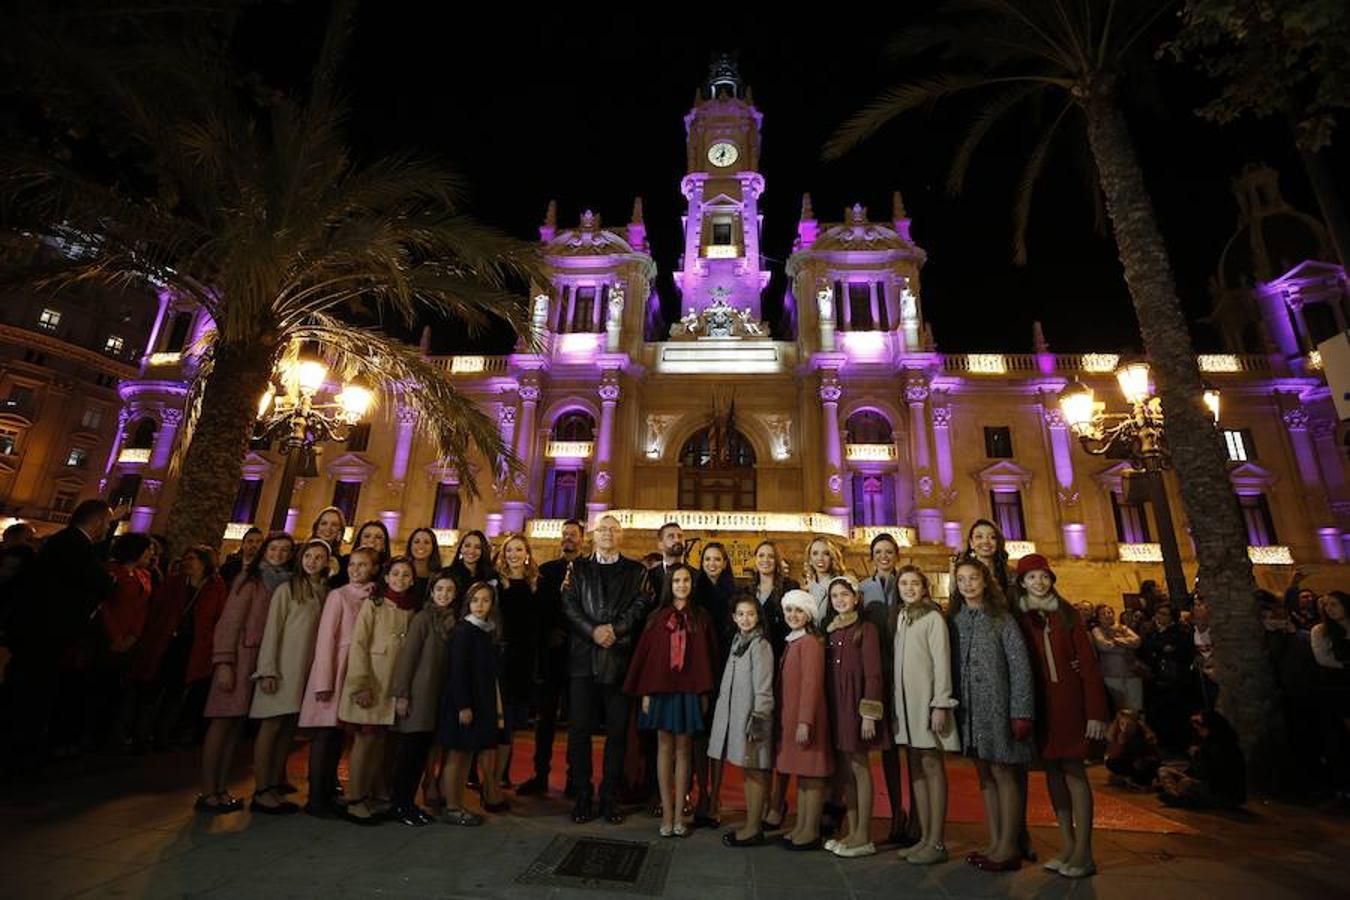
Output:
top-left (678, 425), bottom-right (756, 511)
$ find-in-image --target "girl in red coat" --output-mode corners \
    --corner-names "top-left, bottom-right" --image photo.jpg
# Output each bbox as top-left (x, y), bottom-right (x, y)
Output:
top-left (823, 575), bottom-right (890, 859)
top-left (776, 589), bottom-right (833, 850)
top-left (1014, 555), bottom-right (1108, 879)
top-left (624, 563), bottom-right (717, 837)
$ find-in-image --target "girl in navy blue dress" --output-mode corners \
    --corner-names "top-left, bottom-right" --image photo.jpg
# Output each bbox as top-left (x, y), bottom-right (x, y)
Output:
top-left (623, 563), bottom-right (718, 837)
top-left (437, 581), bottom-right (502, 826)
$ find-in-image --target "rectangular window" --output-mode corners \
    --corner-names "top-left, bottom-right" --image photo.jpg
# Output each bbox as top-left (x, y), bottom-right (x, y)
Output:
top-left (1223, 429), bottom-right (1255, 462)
top-left (851, 474), bottom-right (897, 527)
top-left (1110, 491), bottom-right (1151, 543)
top-left (712, 221), bottom-right (733, 245)
top-left (875, 281), bottom-right (890, 331)
top-left (38, 308), bottom-right (61, 332)
top-left (103, 335), bottom-right (125, 355)
top-left (231, 478), bottom-right (263, 524)
top-left (431, 482), bottom-right (462, 530)
top-left (80, 407), bottom-right (104, 430)
top-left (833, 281), bottom-right (845, 329)
top-left (64, 448), bottom-right (88, 468)
top-left (544, 467), bottom-right (588, 520)
top-left (570, 287), bottom-right (596, 334)
top-left (53, 490), bottom-right (78, 514)
top-left (164, 311), bottom-right (194, 352)
top-left (3, 386), bottom-right (35, 416)
top-left (331, 480), bottom-right (362, 523)
top-left (109, 474), bottom-right (142, 509)
top-left (553, 286), bottom-right (570, 333)
top-left (990, 490), bottom-right (1027, 541)
top-left (346, 422), bottom-right (371, 452)
top-left (847, 283), bottom-right (873, 330)
top-left (0, 428), bottom-right (17, 456)
top-left (1239, 493), bottom-right (1278, 546)
top-left (983, 426), bottom-right (1014, 459)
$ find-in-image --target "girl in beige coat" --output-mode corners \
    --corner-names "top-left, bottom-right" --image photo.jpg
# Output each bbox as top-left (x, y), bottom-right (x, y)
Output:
top-left (249, 539), bottom-right (331, 814)
top-left (339, 557), bottom-right (416, 824)
top-left (892, 566), bottom-right (958, 865)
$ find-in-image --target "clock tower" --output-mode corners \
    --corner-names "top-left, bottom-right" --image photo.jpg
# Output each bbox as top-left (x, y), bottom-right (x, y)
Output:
top-left (673, 56), bottom-right (772, 322)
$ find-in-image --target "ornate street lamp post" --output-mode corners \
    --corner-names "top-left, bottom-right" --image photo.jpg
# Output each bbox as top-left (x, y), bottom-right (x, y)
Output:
top-left (1058, 360), bottom-right (1220, 605)
top-left (255, 357), bottom-right (372, 533)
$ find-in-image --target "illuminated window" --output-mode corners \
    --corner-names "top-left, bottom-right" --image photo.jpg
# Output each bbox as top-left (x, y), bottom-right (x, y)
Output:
top-left (231, 478), bottom-right (263, 524)
top-left (1111, 491), bottom-right (1151, 544)
top-left (331, 480), bottom-right (362, 523)
top-left (432, 482), bottom-right (461, 530)
top-left (851, 474), bottom-right (896, 527)
top-left (984, 426), bottom-right (1014, 459)
top-left (103, 335), bottom-right (125, 355)
top-left (543, 468), bottom-right (588, 520)
top-left (38, 308), bottom-right (61, 332)
top-left (0, 428), bottom-right (17, 456)
top-left (1238, 493), bottom-right (1277, 546)
top-left (80, 407), bottom-right (104, 430)
top-left (990, 490), bottom-right (1027, 541)
top-left (64, 448), bottom-right (88, 468)
top-left (1223, 429), bottom-right (1255, 462)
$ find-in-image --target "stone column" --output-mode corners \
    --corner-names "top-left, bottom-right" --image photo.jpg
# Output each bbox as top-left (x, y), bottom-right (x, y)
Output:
top-left (930, 394), bottom-right (958, 547)
top-left (1284, 406), bottom-right (1342, 559)
top-left (589, 371), bottom-right (621, 517)
top-left (391, 406), bottom-right (418, 483)
top-left (1043, 404), bottom-right (1085, 557)
top-left (905, 376), bottom-right (941, 543)
top-left (150, 407), bottom-right (182, 472)
top-left (819, 372), bottom-right (846, 516)
top-left (502, 378), bottom-right (541, 532)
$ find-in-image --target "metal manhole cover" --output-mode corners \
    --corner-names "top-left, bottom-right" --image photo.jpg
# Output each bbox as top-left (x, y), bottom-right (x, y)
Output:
top-left (516, 835), bottom-right (673, 894)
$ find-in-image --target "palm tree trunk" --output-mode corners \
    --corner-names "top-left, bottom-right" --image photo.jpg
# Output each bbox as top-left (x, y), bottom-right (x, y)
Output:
top-left (163, 340), bottom-right (276, 555)
top-left (1082, 89), bottom-right (1283, 785)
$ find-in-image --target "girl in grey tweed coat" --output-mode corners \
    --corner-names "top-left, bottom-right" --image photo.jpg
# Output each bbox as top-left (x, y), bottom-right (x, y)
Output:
top-left (948, 556), bottom-right (1035, 872)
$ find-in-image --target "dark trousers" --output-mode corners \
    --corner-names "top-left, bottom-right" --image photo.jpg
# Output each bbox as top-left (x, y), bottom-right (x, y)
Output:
top-left (307, 726), bottom-right (345, 809)
top-left (391, 731), bottom-right (435, 810)
top-left (533, 648), bottom-right (569, 779)
top-left (567, 677), bottom-right (630, 803)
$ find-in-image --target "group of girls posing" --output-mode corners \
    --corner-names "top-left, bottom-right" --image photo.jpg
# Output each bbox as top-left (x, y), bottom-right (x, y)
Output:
top-left (195, 506), bottom-right (547, 828)
top-left (643, 523), bottom-right (1106, 879)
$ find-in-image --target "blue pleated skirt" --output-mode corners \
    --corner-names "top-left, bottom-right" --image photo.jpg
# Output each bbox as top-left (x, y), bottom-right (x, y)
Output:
top-left (638, 692), bottom-right (704, 735)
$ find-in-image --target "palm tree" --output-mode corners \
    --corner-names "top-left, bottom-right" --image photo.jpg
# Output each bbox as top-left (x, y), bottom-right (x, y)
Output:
top-left (825, 0), bottom-right (1282, 774)
top-left (2, 4), bottom-right (538, 554)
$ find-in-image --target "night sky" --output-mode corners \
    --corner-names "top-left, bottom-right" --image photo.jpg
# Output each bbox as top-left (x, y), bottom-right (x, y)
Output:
top-left (237, 3), bottom-right (1346, 355)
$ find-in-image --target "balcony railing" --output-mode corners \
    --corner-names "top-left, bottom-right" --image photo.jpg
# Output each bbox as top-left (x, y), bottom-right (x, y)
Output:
top-left (117, 448), bottom-right (152, 464)
top-left (546, 441), bottom-right (594, 460)
top-left (428, 356), bottom-right (511, 376)
top-left (943, 353), bottom-right (1273, 376)
top-left (845, 443), bottom-right (896, 462)
top-left (850, 526), bottom-right (917, 547)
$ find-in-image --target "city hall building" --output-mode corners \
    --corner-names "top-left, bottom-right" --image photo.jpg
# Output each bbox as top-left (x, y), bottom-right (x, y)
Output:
top-left (6, 64), bottom-right (1348, 599)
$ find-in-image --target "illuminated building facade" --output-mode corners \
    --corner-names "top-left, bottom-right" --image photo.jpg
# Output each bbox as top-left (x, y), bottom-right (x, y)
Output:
top-left (103, 62), bottom-right (1348, 597)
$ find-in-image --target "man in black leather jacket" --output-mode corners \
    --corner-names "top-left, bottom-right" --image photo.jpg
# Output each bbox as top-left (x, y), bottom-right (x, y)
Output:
top-left (562, 514), bottom-right (651, 824)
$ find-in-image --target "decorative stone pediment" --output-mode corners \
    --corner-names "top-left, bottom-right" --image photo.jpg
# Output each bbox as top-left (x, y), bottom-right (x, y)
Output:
top-left (1229, 462), bottom-right (1277, 491)
top-left (326, 452), bottom-right (376, 482)
top-left (973, 459), bottom-right (1033, 490)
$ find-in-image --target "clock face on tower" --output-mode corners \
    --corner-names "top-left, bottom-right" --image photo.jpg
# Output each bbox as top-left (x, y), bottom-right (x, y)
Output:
top-left (707, 141), bottom-right (739, 168)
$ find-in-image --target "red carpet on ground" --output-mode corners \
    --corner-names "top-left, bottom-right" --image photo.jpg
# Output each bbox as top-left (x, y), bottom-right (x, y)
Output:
top-left (399, 733), bottom-right (1194, 835)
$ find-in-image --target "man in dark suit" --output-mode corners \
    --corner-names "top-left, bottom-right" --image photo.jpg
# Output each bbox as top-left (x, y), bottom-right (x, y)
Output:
top-left (516, 517), bottom-right (585, 798)
top-left (5, 499), bottom-right (121, 766)
top-left (562, 514), bottom-right (651, 824)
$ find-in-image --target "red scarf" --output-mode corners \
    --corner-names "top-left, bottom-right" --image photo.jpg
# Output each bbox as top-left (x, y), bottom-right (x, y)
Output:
top-left (666, 606), bottom-right (692, 672)
top-left (385, 586), bottom-right (416, 611)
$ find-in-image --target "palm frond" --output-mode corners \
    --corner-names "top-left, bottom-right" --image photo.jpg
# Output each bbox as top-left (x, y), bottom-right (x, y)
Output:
top-left (291, 316), bottom-right (515, 500)
top-left (823, 74), bottom-right (980, 161)
top-left (1011, 98), bottom-right (1075, 265)
top-left (947, 83), bottom-right (1044, 195)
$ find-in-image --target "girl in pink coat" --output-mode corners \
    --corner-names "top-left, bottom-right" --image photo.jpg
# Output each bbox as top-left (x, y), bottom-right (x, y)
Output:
top-left (196, 533), bottom-right (294, 813)
top-left (776, 589), bottom-right (833, 850)
top-left (300, 546), bottom-right (379, 817)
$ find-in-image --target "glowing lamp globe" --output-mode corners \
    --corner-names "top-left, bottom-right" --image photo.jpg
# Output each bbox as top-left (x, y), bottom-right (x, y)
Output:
top-left (1115, 361), bottom-right (1152, 405)
top-left (337, 385), bottom-right (373, 423)
top-left (1203, 387), bottom-right (1221, 423)
top-left (1058, 380), bottom-right (1096, 433)
top-left (296, 360), bottom-right (328, 394)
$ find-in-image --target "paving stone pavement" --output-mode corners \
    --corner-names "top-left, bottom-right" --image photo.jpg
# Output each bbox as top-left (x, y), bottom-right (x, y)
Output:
top-left (2, 745), bottom-right (1349, 899)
